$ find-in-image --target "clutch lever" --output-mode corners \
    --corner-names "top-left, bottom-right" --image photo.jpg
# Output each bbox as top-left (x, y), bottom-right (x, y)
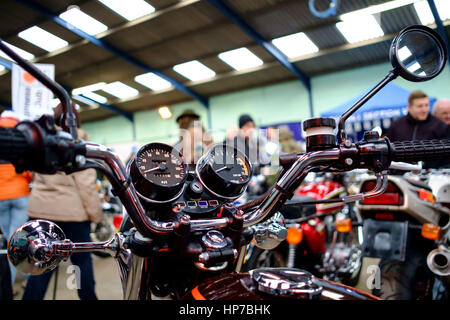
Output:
top-left (389, 161), bottom-right (422, 173)
top-left (283, 171), bottom-right (389, 224)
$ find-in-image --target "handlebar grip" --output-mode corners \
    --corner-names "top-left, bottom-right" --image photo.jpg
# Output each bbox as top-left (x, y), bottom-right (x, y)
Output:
top-left (0, 127), bottom-right (32, 162)
top-left (391, 139), bottom-right (450, 163)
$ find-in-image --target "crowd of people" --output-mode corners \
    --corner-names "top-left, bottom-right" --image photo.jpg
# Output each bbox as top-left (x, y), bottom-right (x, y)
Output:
top-left (0, 89), bottom-right (449, 300)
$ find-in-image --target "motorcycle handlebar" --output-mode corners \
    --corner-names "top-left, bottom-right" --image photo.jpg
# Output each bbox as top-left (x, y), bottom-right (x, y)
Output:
top-left (1, 119), bottom-right (449, 235)
top-left (0, 127), bottom-right (31, 162)
top-left (390, 139), bottom-right (450, 164)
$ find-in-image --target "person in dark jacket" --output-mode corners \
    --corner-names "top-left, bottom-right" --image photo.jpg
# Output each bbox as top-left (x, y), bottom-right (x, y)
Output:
top-left (386, 90), bottom-right (450, 168)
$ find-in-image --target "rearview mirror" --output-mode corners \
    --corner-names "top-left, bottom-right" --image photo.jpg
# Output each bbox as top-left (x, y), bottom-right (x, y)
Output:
top-left (7, 220), bottom-right (67, 275)
top-left (390, 25), bottom-right (447, 82)
top-left (337, 25), bottom-right (448, 142)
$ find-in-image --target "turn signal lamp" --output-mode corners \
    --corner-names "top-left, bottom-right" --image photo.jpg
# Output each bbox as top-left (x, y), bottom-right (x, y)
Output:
top-left (421, 223), bottom-right (441, 240)
top-left (418, 189), bottom-right (435, 203)
top-left (336, 217), bottom-right (353, 233)
top-left (286, 227), bottom-right (303, 245)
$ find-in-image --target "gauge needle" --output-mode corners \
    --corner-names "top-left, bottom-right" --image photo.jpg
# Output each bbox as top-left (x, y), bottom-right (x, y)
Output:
top-left (143, 164), bottom-right (166, 173)
top-left (216, 165), bottom-right (232, 173)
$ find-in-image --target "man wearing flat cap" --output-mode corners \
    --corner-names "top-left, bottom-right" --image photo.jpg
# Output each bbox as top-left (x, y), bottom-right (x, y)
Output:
top-left (176, 109), bottom-right (200, 130)
top-left (174, 109), bottom-right (212, 168)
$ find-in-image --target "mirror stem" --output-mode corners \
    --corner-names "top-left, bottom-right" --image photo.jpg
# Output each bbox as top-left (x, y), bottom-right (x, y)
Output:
top-left (337, 70), bottom-right (397, 143)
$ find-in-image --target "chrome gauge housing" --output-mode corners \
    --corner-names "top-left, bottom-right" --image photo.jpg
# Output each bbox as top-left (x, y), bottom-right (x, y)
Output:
top-left (195, 143), bottom-right (251, 200)
top-left (129, 142), bottom-right (188, 203)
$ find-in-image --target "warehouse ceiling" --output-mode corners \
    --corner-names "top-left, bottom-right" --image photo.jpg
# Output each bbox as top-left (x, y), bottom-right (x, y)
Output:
top-left (0, 0), bottom-right (448, 123)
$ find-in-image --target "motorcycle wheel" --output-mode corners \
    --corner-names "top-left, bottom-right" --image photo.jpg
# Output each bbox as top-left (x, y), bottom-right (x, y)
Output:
top-left (242, 247), bottom-right (286, 271)
top-left (372, 255), bottom-right (432, 300)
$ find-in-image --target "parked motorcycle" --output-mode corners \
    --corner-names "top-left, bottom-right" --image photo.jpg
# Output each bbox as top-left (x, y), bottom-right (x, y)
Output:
top-left (1, 25), bottom-right (448, 301)
top-left (356, 169), bottom-right (450, 299)
top-left (242, 172), bottom-right (348, 274)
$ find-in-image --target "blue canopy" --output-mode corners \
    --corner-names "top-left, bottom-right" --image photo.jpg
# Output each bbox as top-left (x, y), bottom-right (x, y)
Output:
top-left (320, 82), bottom-right (436, 122)
top-left (320, 83), bottom-right (436, 140)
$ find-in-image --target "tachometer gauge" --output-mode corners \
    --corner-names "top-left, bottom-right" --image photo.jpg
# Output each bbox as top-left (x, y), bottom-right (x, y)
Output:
top-left (129, 143), bottom-right (187, 202)
top-left (196, 144), bottom-right (251, 199)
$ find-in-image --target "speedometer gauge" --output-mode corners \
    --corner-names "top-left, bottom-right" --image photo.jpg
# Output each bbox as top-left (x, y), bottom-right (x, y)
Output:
top-left (129, 143), bottom-right (187, 202)
top-left (196, 144), bottom-right (251, 199)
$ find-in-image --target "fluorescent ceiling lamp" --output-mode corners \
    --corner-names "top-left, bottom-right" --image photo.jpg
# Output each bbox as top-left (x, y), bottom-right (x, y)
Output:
top-left (340, 0), bottom-right (417, 20)
top-left (271, 32), bottom-right (319, 58)
top-left (101, 81), bottom-right (139, 99)
top-left (81, 91), bottom-right (108, 104)
top-left (59, 7), bottom-right (108, 35)
top-left (218, 47), bottom-right (263, 70)
top-left (336, 15), bottom-right (384, 44)
top-left (18, 26), bottom-right (68, 52)
top-left (414, 0), bottom-right (450, 25)
top-left (158, 106), bottom-right (172, 120)
top-left (134, 72), bottom-right (172, 91)
top-left (97, 0), bottom-right (155, 21)
top-left (72, 82), bottom-right (106, 95)
top-left (0, 42), bottom-right (34, 61)
top-left (173, 60), bottom-right (216, 81)
top-left (0, 66), bottom-right (5, 72)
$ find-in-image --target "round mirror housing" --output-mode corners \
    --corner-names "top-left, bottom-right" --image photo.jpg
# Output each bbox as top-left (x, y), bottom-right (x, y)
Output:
top-left (390, 25), bottom-right (447, 82)
top-left (7, 220), bottom-right (67, 275)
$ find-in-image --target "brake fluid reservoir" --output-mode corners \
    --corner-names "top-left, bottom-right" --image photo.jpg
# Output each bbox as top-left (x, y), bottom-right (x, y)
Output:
top-left (302, 118), bottom-right (337, 152)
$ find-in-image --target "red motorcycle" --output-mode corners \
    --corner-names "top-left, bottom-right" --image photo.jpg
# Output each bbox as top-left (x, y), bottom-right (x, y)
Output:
top-left (1, 25), bottom-right (448, 302)
top-left (242, 173), bottom-right (346, 273)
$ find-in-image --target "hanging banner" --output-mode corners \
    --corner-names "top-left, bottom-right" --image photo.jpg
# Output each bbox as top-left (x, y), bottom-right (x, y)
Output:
top-left (11, 63), bottom-right (55, 120)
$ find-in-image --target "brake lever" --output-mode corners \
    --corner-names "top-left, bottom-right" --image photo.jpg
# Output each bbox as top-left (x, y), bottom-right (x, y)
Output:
top-left (389, 161), bottom-right (422, 173)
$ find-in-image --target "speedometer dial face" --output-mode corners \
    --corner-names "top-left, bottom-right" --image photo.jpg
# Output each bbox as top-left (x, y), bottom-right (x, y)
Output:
top-left (130, 143), bottom-right (187, 202)
top-left (136, 145), bottom-right (186, 187)
top-left (196, 144), bottom-right (251, 199)
top-left (209, 145), bottom-right (250, 184)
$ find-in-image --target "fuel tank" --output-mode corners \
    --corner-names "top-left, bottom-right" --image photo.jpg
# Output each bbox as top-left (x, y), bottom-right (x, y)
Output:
top-left (296, 180), bottom-right (346, 214)
top-left (184, 268), bottom-right (380, 300)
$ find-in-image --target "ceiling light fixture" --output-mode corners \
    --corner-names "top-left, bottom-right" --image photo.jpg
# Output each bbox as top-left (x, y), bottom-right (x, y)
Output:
top-left (134, 72), bottom-right (172, 91)
top-left (18, 26), bottom-right (69, 52)
top-left (336, 14), bottom-right (385, 44)
top-left (72, 82), bottom-right (106, 95)
top-left (60, 7), bottom-right (108, 35)
top-left (414, 0), bottom-right (450, 25)
top-left (271, 32), bottom-right (319, 58)
top-left (101, 81), bottom-right (139, 99)
top-left (173, 60), bottom-right (216, 81)
top-left (218, 47), bottom-right (263, 70)
top-left (97, 0), bottom-right (156, 21)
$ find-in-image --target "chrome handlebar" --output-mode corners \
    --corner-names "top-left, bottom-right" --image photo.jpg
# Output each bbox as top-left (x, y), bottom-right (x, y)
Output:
top-left (83, 142), bottom-right (393, 235)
